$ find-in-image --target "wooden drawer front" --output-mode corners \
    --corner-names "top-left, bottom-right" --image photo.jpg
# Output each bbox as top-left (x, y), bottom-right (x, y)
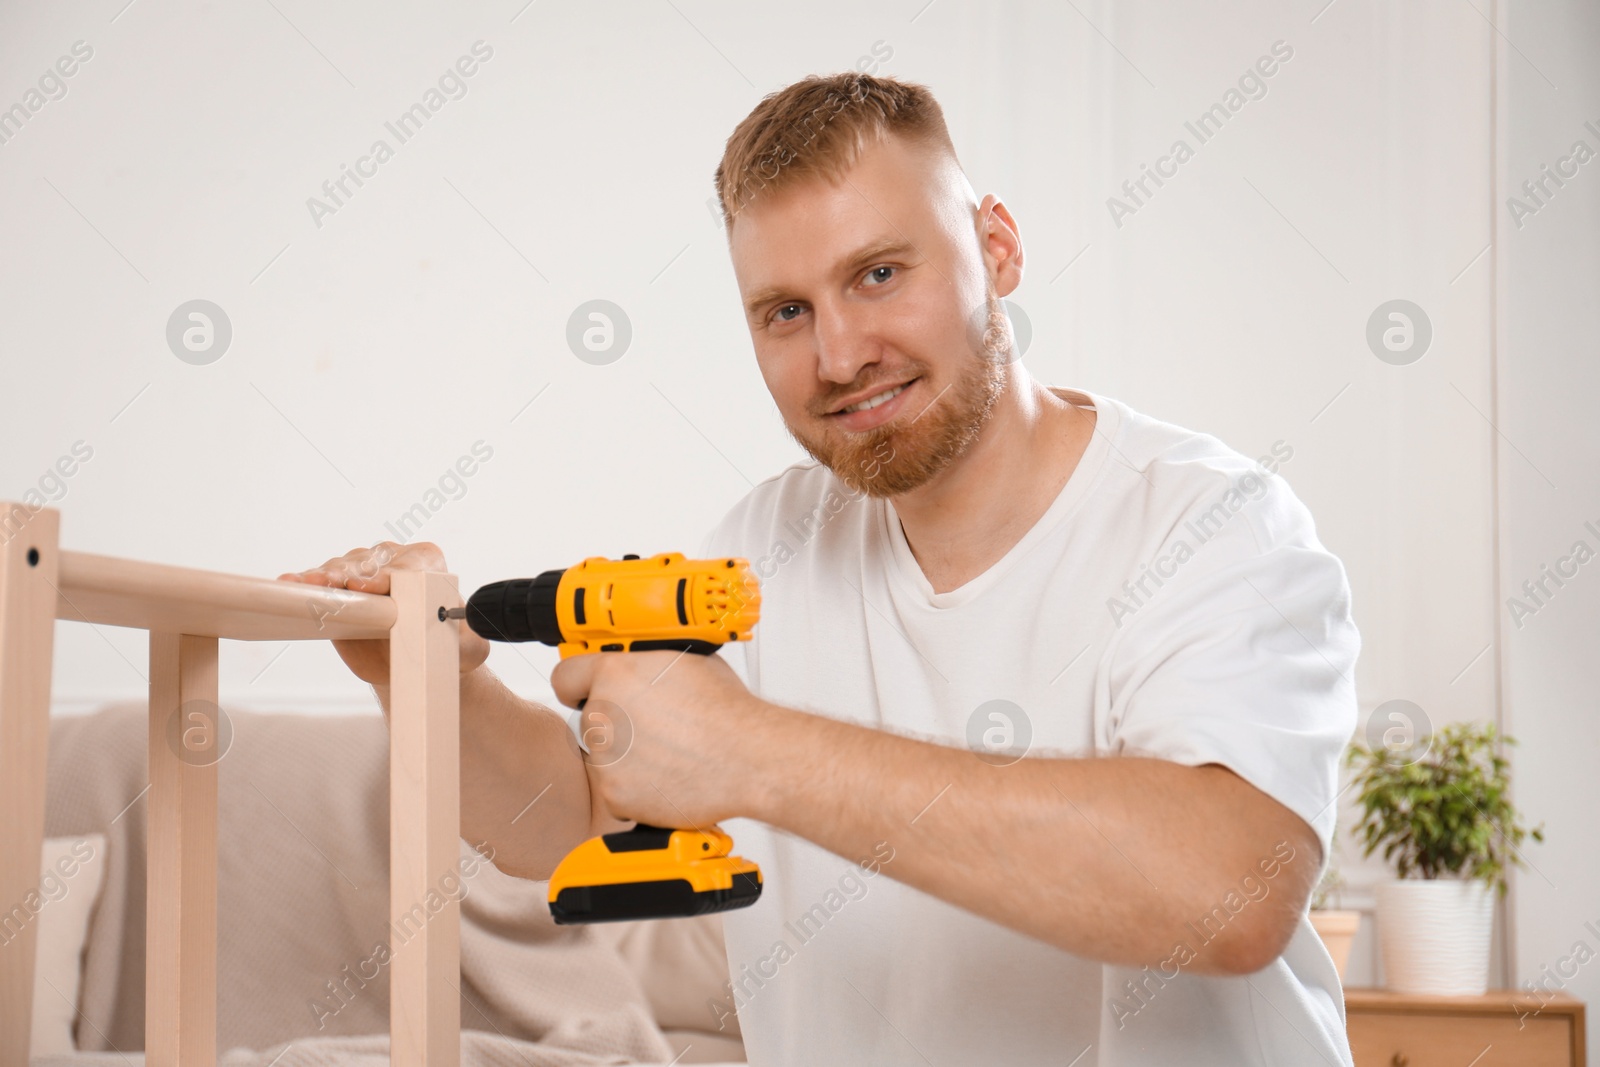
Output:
top-left (1349, 1010), bottom-right (1574, 1067)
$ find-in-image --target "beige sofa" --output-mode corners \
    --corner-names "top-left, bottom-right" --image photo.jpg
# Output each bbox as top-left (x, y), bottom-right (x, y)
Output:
top-left (34, 701), bottom-right (746, 1065)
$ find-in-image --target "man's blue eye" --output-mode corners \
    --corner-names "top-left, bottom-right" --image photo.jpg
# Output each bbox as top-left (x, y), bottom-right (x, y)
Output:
top-left (775, 304), bottom-right (802, 321)
top-left (865, 266), bottom-right (895, 285)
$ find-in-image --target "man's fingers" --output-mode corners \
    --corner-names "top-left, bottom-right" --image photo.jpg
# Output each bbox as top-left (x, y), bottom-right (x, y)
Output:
top-left (364, 540), bottom-right (445, 573)
top-left (345, 541), bottom-right (446, 591)
top-left (338, 543), bottom-right (395, 592)
top-left (277, 541), bottom-right (449, 595)
top-left (550, 655), bottom-right (598, 711)
top-left (313, 557), bottom-right (382, 593)
top-left (341, 562), bottom-right (391, 594)
top-left (276, 567), bottom-right (340, 587)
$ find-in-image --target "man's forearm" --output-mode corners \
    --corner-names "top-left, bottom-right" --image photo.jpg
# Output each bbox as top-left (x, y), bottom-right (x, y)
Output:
top-left (373, 666), bottom-right (606, 880)
top-left (736, 701), bottom-right (1317, 975)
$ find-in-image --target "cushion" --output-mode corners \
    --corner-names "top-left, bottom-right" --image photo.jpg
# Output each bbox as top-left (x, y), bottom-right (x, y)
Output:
top-left (26, 833), bottom-right (108, 1056)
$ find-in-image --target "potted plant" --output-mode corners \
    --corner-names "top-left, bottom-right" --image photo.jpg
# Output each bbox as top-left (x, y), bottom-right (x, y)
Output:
top-left (1346, 721), bottom-right (1544, 996)
top-left (1309, 853), bottom-right (1360, 982)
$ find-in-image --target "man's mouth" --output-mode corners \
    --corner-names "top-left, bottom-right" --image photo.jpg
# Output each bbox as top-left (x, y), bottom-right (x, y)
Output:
top-left (829, 377), bottom-right (920, 416)
top-left (826, 377), bottom-right (922, 431)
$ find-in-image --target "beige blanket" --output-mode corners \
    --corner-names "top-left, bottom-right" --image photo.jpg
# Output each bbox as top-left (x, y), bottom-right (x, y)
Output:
top-left (38, 702), bottom-right (744, 1066)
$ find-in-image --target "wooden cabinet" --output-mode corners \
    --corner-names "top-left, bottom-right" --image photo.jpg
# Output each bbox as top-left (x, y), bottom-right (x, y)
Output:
top-left (1346, 989), bottom-right (1586, 1067)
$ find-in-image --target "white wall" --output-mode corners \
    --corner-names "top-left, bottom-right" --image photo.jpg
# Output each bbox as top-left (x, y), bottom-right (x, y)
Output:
top-left (991, 0), bottom-right (1511, 993)
top-left (1499, 0), bottom-right (1600, 1054)
top-left (1, 0), bottom-right (1592, 1040)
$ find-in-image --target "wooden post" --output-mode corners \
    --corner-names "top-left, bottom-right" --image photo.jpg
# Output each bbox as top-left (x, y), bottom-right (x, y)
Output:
top-left (147, 632), bottom-right (220, 1067)
top-left (387, 571), bottom-right (462, 1066)
top-left (0, 504), bottom-right (60, 1066)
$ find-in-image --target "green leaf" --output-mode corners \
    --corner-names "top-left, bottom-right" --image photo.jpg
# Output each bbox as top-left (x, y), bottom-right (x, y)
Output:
top-left (1342, 721), bottom-right (1543, 894)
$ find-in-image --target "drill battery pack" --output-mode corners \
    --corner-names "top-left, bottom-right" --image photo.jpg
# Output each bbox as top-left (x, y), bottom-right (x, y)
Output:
top-left (548, 823), bottom-right (763, 924)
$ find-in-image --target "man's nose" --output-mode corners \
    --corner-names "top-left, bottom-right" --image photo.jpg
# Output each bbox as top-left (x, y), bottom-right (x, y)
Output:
top-left (812, 302), bottom-right (877, 386)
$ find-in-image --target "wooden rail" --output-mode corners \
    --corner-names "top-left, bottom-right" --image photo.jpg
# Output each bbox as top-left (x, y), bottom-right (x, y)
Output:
top-left (0, 503), bottom-right (463, 1066)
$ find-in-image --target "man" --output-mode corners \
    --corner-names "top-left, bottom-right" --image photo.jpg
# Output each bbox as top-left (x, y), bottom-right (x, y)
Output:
top-left (283, 73), bottom-right (1359, 1065)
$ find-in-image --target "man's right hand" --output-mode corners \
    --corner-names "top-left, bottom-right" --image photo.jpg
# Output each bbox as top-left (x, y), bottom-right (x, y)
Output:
top-left (276, 541), bottom-right (490, 686)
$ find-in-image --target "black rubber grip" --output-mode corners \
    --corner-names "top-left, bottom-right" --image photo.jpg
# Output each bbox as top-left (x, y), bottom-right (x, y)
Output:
top-left (626, 638), bottom-right (721, 656)
top-left (601, 824), bottom-right (676, 853)
top-left (463, 570), bottom-right (565, 645)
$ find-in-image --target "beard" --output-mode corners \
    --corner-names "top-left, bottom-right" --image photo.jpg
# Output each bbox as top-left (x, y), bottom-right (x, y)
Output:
top-left (781, 291), bottom-right (1011, 499)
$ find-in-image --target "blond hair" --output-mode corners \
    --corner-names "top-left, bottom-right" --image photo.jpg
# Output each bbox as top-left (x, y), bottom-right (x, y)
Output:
top-left (713, 72), bottom-right (958, 230)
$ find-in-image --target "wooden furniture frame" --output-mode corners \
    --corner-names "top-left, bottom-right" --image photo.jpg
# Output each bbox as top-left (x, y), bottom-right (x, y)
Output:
top-left (1346, 987), bottom-right (1587, 1066)
top-left (0, 504), bottom-right (464, 1066)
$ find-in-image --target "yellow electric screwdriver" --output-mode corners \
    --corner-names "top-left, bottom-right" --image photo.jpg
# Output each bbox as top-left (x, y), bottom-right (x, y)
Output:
top-left (444, 552), bottom-right (763, 924)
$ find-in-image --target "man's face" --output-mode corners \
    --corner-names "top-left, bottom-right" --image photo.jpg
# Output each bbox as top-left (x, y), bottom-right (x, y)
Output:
top-left (729, 133), bottom-right (1013, 498)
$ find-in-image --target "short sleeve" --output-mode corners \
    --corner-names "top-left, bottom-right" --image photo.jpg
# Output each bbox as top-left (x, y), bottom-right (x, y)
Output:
top-left (1103, 486), bottom-right (1360, 862)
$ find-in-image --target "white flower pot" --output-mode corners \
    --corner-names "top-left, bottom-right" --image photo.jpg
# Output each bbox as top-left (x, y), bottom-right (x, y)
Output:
top-left (1375, 879), bottom-right (1495, 995)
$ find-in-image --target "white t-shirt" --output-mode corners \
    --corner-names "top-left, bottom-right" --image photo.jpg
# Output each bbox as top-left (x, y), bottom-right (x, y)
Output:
top-left (697, 387), bottom-right (1359, 1067)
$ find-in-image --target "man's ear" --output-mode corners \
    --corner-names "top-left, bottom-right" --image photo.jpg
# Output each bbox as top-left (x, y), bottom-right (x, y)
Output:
top-left (975, 194), bottom-right (1024, 299)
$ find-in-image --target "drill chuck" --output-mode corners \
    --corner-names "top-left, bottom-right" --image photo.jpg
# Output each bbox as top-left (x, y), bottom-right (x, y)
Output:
top-left (462, 571), bottom-right (566, 644)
